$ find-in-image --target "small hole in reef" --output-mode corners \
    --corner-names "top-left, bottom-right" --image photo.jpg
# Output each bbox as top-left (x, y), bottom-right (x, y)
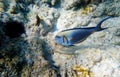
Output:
top-left (4, 20), bottom-right (26, 38)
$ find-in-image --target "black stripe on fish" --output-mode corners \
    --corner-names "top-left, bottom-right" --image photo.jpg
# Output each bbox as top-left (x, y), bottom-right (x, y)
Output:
top-left (61, 27), bottom-right (95, 32)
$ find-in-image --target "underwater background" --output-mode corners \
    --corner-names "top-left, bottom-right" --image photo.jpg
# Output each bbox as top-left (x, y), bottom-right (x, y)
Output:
top-left (0, 0), bottom-right (120, 77)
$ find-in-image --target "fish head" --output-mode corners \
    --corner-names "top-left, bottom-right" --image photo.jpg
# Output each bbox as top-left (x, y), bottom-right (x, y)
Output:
top-left (54, 35), bottom-right (71, 46)
top-left (54, 35), bottom-right (64, 45)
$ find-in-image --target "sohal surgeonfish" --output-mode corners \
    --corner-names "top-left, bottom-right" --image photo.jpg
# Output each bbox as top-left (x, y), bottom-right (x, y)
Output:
top-left (54, 17), bottom-right (112, 46)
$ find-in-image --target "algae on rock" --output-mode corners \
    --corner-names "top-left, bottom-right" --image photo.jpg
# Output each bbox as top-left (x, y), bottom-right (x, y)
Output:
top-left (0, 0), bottom-right (120, 77)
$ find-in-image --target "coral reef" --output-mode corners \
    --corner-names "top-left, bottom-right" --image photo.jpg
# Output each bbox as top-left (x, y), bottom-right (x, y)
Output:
top-left (0, 0), bottom-right (120, 77)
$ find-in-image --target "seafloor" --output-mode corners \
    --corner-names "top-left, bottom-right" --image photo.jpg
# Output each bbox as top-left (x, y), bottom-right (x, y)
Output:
top-left (0, 0), bottom-right (120, 77)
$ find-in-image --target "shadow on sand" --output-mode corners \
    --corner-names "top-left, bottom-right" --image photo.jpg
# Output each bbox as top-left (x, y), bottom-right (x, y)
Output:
top-left (41, 41), bottom-right (62, 77)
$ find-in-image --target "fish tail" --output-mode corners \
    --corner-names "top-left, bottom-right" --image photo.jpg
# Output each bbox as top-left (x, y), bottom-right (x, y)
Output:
top-left (95, 16), bottom-right (112, 31)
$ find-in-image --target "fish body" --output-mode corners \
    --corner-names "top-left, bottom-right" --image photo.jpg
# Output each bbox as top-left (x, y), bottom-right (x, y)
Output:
top-left (54, 17), bottom-right (112, 46)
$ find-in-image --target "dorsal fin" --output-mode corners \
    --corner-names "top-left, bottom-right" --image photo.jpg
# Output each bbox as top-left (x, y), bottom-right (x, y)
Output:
top-left (61, 27), bottom-right (95, 32)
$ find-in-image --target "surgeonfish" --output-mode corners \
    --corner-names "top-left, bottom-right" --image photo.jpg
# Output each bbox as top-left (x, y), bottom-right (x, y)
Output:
top-left (54, 17), bottom-right (112, 46)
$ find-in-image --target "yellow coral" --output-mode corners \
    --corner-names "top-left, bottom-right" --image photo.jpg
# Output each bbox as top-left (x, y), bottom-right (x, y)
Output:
top-left (72, 65), bottom-right (93, 77)
top-left (79, 5), bottom-right (95, 16)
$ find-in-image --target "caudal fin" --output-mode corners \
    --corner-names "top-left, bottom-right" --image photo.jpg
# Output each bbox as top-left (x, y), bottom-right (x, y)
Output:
top-left (96, 16), bottom-right (113, 31)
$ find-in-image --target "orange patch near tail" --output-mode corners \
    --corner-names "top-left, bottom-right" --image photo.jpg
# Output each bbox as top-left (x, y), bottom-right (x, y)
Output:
top-left (70, 37), bottom-right (73, 41)
top-left (92, 30), bottom-right (96, 34)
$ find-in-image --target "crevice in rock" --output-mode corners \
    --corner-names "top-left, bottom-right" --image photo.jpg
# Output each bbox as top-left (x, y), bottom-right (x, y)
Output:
top-left (54, 0), bottom-right (62, 8)
top-left (4, 20), bottom-right (26, 38)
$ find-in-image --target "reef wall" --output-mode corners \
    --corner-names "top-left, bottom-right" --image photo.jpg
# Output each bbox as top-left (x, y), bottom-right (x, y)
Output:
top-left (0, 0), bottom-right (120, 77)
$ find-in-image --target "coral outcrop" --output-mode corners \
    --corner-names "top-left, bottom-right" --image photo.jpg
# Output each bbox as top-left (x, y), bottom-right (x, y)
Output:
top-left (0, 0), bottom-right (120, 77)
